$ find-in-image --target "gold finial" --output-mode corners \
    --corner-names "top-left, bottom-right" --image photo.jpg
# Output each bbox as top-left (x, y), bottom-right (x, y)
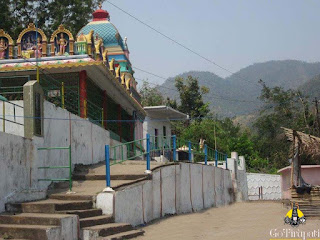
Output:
top-left (99, 2), bottom-right (102, 9)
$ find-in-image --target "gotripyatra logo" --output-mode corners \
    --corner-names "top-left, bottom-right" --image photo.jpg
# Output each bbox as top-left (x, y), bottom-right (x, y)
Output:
top-left (284, 203), bottom-right (306, 227)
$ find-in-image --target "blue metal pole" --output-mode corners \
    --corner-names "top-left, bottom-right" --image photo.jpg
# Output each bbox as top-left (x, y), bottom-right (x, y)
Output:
top-left (146, 133), bottom-right (150, 171)
top-left (188, 141), bottom-right (192, 162)
top-left (172, 135), bottom-right (176, 161)
top-left (204, 144), bottom-right (207, 165)
top-left (215, 150), bottom-right (218, 167)
top-left (105, 145), bottom-right (111, 187)
top-left (225, 154), bottom-right (228, 169)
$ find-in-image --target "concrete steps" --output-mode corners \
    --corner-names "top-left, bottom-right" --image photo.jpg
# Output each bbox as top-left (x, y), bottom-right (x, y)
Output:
top-left (0, 213), bottom-right (77, 240)
top-left (56, 208), bottom-right (103, 219)
top-left (73, 173), bottom-right (146, 181)
top-left (97, 229), bottom-right (145, 240)
top-left (0, 198), bottom-right (144, 240)
top-left (0, 161), bottom-right (151, 239)
top-left (0, 224), bottom-right (61, 240)
top-left (80, 215), bottom-right (114, 228)
top-left (0, 213), bottom-right (71, 226)
top-left (290, 198), bottom-right (320, 218)
top-left (82, 223), bottom-right (135, 240)
top-left (21, 199), bottom-right (93, 213)
top-left (49, 193), bottom-right (94, 201)
top-left (0, 238), bottom-right (28, 240)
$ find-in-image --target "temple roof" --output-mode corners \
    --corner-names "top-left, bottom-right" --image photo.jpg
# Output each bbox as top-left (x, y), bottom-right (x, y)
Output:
top-left (92, 4), bottom-right (110, 21)
top-left (78, 21), bottom-right (125, 49)
top-left (77, 6), bottom-right (125, 49)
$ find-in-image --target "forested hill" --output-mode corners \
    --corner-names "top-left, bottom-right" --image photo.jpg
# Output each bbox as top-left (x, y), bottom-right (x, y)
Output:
top-left (160, 60), bottom-right (320, 116)
top-left (300, 74), bottom-right (320, 100)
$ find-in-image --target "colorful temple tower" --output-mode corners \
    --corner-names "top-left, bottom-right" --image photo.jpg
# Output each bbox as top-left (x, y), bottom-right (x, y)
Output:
top-left (0, 5), bottom-right (144, 143)
top-left (77, 5), bottom-right (137, 92)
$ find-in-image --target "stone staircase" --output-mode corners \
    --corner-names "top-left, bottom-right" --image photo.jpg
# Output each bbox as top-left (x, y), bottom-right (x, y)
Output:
top-left (0, 161), bottom-right (165, 240)
top-left (290, 187), bottom-right (320, 218)
top-left (0, 195), bottom-right (144, 240)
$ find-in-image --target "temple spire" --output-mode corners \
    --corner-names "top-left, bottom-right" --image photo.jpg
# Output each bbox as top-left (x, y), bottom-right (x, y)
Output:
top-left (92, 3), bottom-right (110, 21)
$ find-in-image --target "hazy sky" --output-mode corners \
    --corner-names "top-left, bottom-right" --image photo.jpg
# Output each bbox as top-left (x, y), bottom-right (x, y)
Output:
top-left (102, 0), bottom-right (320, 85)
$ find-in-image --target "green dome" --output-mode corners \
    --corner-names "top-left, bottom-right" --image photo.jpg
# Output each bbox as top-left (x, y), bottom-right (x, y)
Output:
top-left (77, 21), bottom-right (125, 49)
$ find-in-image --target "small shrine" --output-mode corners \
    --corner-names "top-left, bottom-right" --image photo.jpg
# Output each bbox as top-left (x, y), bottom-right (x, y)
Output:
top-left (0, 5), bottom-right (144, 143)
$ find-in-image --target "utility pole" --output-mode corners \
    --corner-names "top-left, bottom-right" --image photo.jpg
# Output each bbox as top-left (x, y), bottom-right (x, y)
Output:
top-left (214, 114), bottom-right (217, 150)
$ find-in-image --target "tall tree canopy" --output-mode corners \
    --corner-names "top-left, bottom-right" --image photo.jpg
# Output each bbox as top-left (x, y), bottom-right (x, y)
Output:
top-left (175, 76), bottom-right (210, 119)
top-left (252, 80), bottom-right (317, 171)
top-left (0, 0), bottom-right (101, 39)
top-left (139, 81), bottom-right (165, 107)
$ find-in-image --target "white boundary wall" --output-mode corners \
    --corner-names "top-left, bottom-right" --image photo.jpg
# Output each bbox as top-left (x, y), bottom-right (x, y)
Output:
top-left (97, 163), bottom-right (241, 226)
top-left (247, 173), bottom-right (281, 200)
top-left (0, 100), bottom-right (24, 137)
top-left (238, 170), bottom-right (249, 201)
top-left (0, 100), bottom-right (124, 212)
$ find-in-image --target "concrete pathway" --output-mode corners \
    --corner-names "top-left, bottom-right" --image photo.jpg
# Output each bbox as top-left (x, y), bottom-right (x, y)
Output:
top-left (137, 202), bottom-right (320, 240)
top-left (50, 160), bottom-right (167, 197)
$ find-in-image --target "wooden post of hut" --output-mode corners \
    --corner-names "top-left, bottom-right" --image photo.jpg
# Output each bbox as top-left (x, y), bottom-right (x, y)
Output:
top-left (290, 130), bottom-right (303, 188)
top-left (290, 132), bottom-right (295, 188)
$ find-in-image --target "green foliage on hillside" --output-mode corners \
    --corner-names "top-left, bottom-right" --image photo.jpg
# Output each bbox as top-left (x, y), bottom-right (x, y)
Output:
top-left (300, 74), bottom-right (320, 101)
top-left (161, 75), bottom-right (320, 173)
top-left (161, 60), bottom-right (320, 117)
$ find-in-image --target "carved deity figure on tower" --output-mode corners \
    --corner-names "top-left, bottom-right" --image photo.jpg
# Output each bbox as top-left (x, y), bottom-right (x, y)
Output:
top-left (34, 37), bottom-right (42, 58)
top-left (94, 33), bottom-right (103, 60)
top-left (0, 38), bottom-right (8, 59)
top-left (56, 33), bottom-right (68, 55)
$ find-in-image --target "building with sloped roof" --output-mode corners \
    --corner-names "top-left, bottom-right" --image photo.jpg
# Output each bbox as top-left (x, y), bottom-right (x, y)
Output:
top-left (0, 5), bottom-right (144, 143)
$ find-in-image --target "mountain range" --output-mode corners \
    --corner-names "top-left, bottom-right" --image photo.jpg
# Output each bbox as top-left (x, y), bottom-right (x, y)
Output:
top-left (160, 60), bottom-right (320, 117)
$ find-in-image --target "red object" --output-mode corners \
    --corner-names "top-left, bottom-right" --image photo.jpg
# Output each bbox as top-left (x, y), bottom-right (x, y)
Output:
top-left (79, 70), bottom-right (87, 118)
top-left (118, 104), bottom-right (122, 142)
top-left (103, 91), bottom-right (107, 129)
top-left (93, 7), bottom-right (110, 21)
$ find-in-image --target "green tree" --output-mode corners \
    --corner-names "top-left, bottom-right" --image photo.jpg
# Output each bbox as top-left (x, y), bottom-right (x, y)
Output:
top-left (139, 81), bottom-right (165, 107)
top-left (175, 76), bottom-right (210, 119)
top-left (252, 80), bottom-right (317, 171)
top-left (0, 0), bottom-right (101, 39)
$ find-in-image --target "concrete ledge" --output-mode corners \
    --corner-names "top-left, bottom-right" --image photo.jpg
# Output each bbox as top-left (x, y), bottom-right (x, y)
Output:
top-left (98, 162), bottom-right (247, 226)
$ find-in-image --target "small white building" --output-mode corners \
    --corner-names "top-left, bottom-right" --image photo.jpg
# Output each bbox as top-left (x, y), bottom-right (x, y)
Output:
top-left (143, 105), bottom-right (188, 139)
top-left (143, 105), bottom-right (188, 162)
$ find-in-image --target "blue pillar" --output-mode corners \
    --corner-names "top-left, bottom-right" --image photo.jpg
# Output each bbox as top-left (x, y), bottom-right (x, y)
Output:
top-left (172, 135), bottom-right (176, 161)
top-left (225, 154), bottom-right (228, 169)
top-left (215, 150), bottom-right (218, 167)
top-left (204, 144), bottom-right (208, 165)
top-left (105, 145), bottom-right (111, 187)
top-left (146, 133), bottom-right (150, 171)
top-left (188, 141), bottom-right (192, 162)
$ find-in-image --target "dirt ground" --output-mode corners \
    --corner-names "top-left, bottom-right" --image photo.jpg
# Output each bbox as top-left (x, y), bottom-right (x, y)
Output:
top-left (137, 202), bottom-right (320, 240)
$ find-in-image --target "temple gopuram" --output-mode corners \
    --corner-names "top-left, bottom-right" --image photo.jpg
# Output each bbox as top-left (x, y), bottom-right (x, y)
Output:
top-left (0, 5), bottom-right (144, 143)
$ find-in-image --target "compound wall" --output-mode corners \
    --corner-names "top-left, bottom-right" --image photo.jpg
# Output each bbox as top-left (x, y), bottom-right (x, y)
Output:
top-left (111, 163), bottom-right (241, 226)
top-left (247, 173), bottom-right (281, 200)
top-left (0, 100), bottom-right (124, 212)
top-left (0, 100), bottom-right (24, 137)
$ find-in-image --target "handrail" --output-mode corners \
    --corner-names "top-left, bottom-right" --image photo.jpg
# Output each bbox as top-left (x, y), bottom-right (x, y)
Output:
top-left (104, 134), bottom-right (229, 189)
top-left (37, 145), bottom-right (72, 192)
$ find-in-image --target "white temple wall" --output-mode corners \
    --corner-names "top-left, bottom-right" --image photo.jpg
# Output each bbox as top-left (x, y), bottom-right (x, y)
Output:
top-left (105, 163), bottom-right (237, 226)
top-left (0, 100), bottom-right (125, 212)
